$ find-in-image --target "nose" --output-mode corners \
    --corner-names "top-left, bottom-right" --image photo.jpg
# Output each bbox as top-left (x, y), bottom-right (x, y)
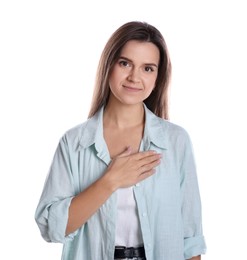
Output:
top-left (127, 67), bottom-right (140, 82)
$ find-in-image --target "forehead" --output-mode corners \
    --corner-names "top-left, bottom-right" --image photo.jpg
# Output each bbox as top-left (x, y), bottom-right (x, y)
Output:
top-left (120, 40), bottom-right (160, 63)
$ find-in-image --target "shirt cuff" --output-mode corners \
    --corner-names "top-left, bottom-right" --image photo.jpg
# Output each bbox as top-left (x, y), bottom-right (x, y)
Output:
top-left (184, 235), bottom-right (207, 259)
top-left (48, 197), bottom-right (74, 243)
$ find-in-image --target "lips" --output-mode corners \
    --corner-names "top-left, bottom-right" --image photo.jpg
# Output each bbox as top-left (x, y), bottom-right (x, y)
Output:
top-left (123, 85), bottom-right (142, 91)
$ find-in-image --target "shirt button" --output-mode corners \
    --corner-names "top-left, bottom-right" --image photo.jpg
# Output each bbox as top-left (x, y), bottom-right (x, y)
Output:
top-left (135, 183), bottom-right (140, 187)
top-left (142, 212), bottom-right (147, 217)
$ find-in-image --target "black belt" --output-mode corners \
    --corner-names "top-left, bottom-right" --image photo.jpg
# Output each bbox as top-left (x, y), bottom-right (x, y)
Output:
top-left (114, 246), bottom-right (146, 259)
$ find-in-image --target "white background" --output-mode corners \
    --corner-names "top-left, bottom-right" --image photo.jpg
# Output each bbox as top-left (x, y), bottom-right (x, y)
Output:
top-left (1, 0), bottom-right (246, 259)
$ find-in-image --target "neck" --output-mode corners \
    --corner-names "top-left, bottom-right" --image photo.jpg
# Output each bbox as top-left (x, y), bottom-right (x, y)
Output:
top-left (103, 102), bottom-right (145, 129)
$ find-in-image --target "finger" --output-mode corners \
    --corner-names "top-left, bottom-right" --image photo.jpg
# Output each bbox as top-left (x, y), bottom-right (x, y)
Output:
top-left (130, 151), bottom-right (161, 169)
top-left (138, 158), bottom-right (161, 174)
top-left (134, 150), bottom-right (159, 160)
top-left (139, 153), bottom-right (162, 165)
top-left (116, 146), bottom-right (132, 158)
top-left (138, 169), bottom-right (156, 182)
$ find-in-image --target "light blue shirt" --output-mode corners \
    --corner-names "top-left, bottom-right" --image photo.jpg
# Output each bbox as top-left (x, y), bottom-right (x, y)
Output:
top-left (35, 104), bottom-right (206, 259)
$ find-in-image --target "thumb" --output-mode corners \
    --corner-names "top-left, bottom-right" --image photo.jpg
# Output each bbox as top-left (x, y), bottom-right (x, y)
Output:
top-left (117, 146), bottom-right (132, 158)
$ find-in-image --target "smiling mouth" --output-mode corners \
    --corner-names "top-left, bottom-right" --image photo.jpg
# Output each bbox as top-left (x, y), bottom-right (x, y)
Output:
top-left (123, 85), bottom-right (142, 91)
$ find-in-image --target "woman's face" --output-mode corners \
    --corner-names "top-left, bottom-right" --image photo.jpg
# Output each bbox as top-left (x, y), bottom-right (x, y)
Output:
top-left (108, 40), bottom-right (159, 106)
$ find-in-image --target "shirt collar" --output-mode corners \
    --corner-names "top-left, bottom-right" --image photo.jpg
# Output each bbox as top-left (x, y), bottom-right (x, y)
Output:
top-left (142, 104), bottom-right (167, 150)
top-left (78, 107), bottom-right (105, 149)
top-left (78, 104), bottom-right (168, 151)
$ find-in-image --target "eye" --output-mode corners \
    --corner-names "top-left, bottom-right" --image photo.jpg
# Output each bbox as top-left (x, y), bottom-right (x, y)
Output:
top-left (119, 60), bottom-right (130, 67)
top-left (144, 66), bottom-right (155, 72)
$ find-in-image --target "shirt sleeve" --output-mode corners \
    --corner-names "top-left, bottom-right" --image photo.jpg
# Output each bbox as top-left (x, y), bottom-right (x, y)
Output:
top-left (35, 135), bottom-right (78, 243)
top-left (179, 131), bottom-right (207, 259)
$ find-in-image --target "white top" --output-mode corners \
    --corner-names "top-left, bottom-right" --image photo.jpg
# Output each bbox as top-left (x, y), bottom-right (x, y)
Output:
top-left (115, 186), bottom-right (144, 247)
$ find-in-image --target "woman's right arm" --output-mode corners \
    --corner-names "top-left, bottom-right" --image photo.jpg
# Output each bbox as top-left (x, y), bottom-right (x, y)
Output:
top-left (66, 147), bottom-right (161, 235)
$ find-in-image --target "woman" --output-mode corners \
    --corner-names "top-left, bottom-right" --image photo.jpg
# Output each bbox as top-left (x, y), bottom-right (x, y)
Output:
top-left (35, 21), bottom-right (206, 259)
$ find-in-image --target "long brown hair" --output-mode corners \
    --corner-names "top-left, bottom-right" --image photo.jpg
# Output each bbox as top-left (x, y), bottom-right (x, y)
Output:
top-left (88, 21), bottom-right (172, 119)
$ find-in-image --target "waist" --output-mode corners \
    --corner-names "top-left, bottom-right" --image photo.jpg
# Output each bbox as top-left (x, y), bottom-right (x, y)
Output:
top-left (114, 246), bottom-right (146, 259)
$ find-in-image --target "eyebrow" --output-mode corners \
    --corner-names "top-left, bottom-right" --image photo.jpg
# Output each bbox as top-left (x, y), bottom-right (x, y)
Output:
top-left (118, 56), bottom-right (158, 68)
